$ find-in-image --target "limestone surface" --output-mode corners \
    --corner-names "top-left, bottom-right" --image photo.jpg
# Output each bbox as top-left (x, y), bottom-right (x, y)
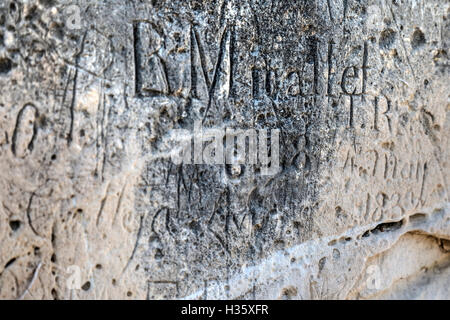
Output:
top-left (0, 0), bottom-right (448, 300)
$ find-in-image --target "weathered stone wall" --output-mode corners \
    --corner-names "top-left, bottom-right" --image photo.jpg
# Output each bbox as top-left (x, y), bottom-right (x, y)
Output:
top-left (0, 0), bottom-right (448, 299)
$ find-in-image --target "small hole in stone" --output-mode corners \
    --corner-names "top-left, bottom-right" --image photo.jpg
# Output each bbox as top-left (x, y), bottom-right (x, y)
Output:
top-left (379, 28), bottom-right (396, 49)
top-left (127, 291), bottom-right (132, 297)
top-left (81, 281), bottom-right (91, 291)
top-left (0, 57), bottom-right (13, 74)
top-left (155, 249), bottom-right (164, 260)
top-left (279, 286), bottom-right (298, 300)
top-left (9, 220), bottom-right (21, 231)
top-left (411, 28), bottom-right (426, 49)
top-left (410, 213), bottom-right (427, 223)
